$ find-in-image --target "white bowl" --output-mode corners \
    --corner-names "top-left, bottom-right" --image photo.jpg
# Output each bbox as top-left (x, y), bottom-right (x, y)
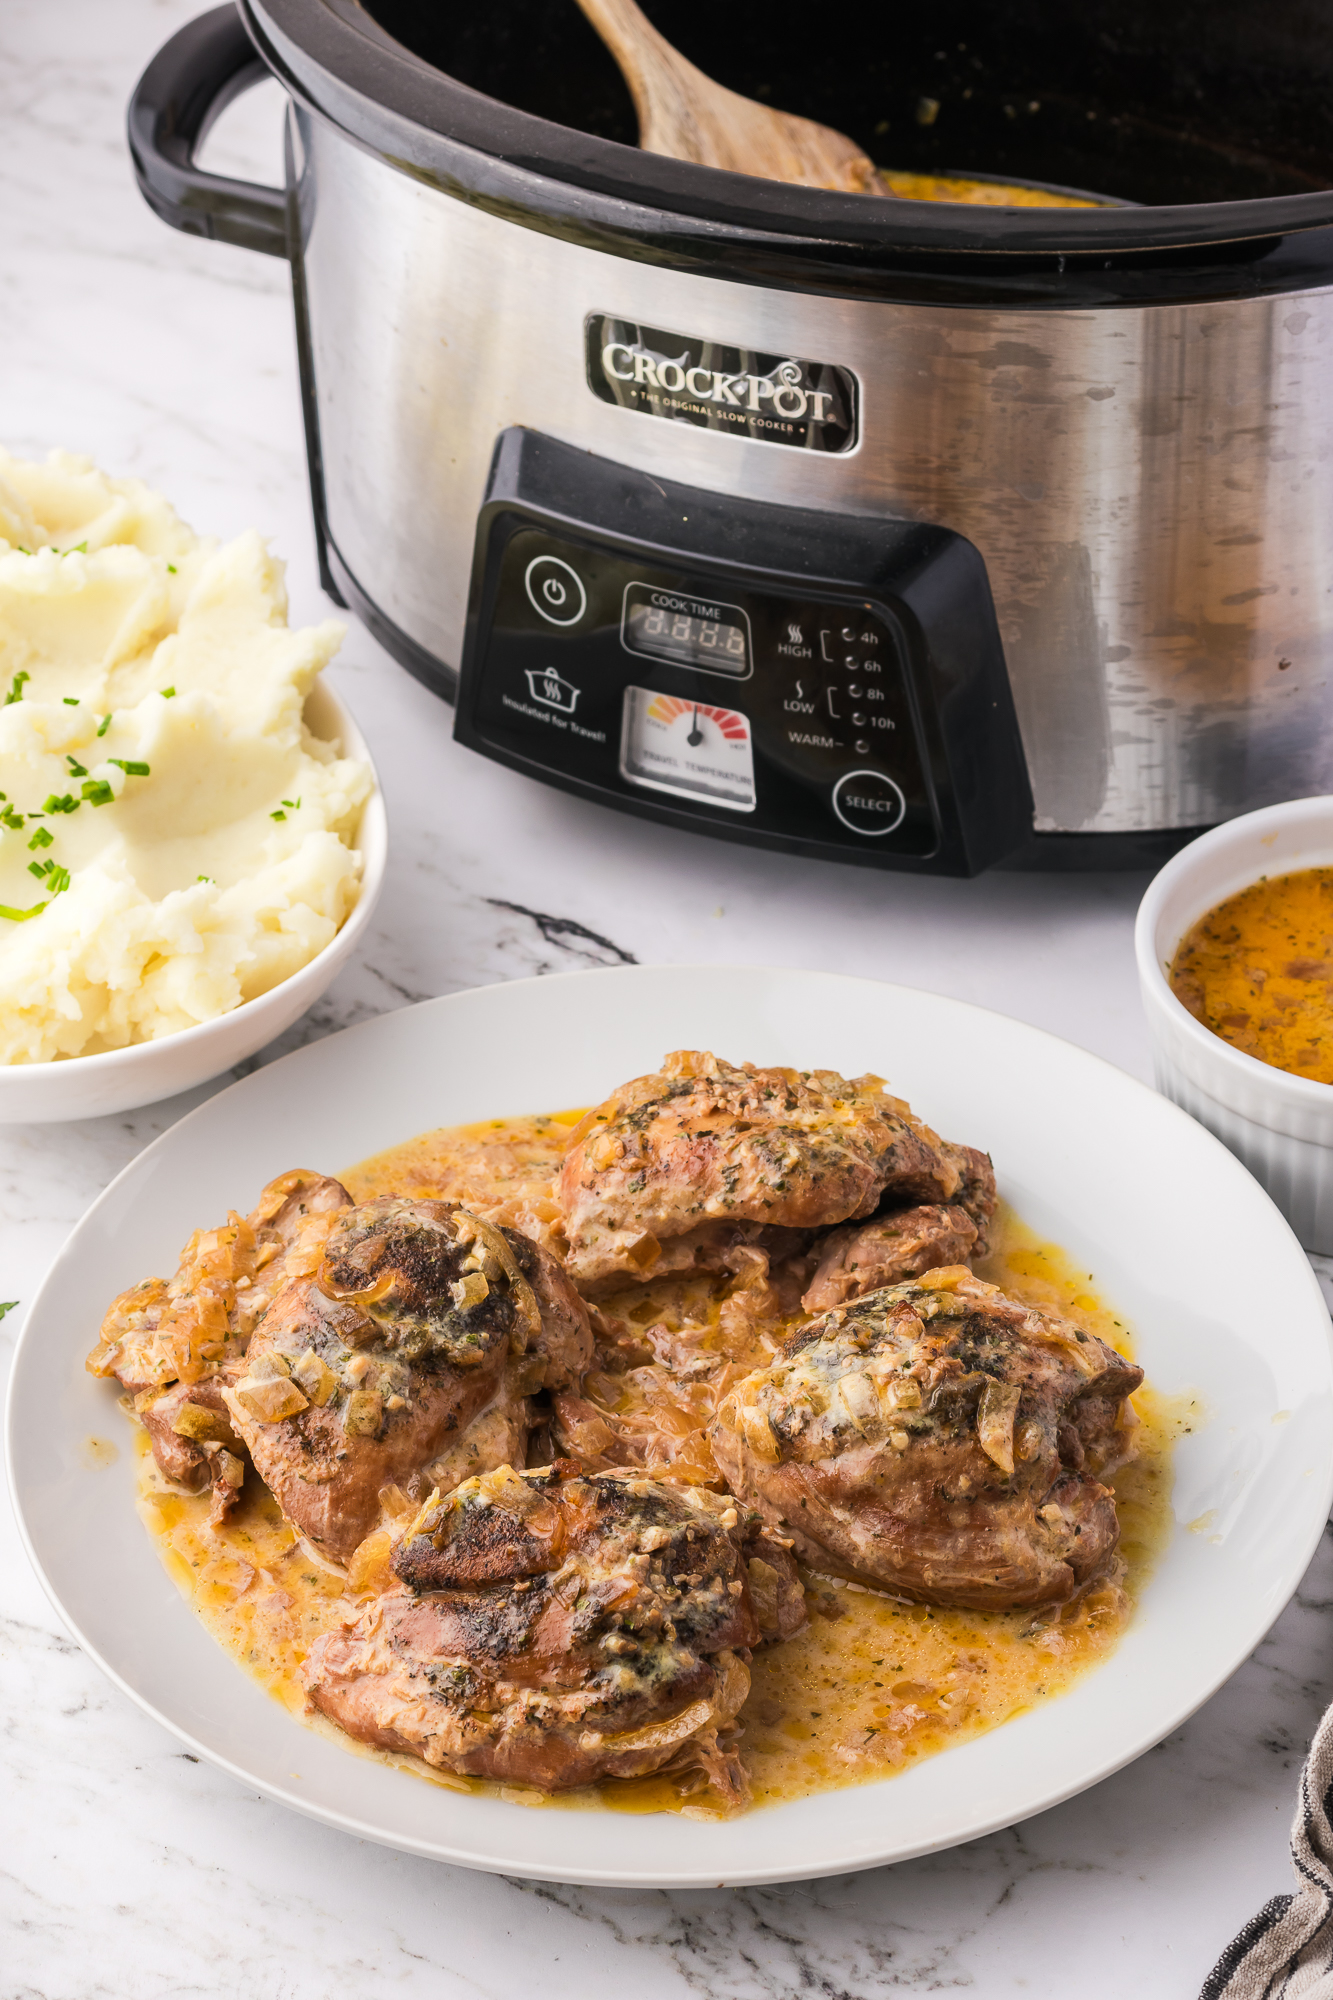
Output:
top-left (1136, 795), bottom-right (1333, 1253)
top-left (0, 680), bottom-right (385, 1123)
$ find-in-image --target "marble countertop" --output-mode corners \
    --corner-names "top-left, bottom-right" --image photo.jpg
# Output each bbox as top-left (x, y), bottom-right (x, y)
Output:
top-left (3, 5), bottom-right (1330, 1993)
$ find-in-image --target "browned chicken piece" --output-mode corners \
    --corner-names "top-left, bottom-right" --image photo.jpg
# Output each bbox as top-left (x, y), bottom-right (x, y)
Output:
top-left (223, 1197), bottom-right (592, 1561)
top-left (550, 1243), bottom-right (802, 1485)
top-left (943, 1143), bottom-right (999, 1253)
top-left (711, 1267), bottom-right (1143, 1610)
top-left (551, 1371), bottom-right (726, 1484)
top-left (802, 1205), bottom-right (979, 1312)
top-left (304, 1460), bottom-right (804, 1798)
top-left (559, 1049), bottom-right (966, 1290)
top-left (86, 1171), bottom-right (353, 1520)
top-left (802, 1146), bottom-right (998, 1310)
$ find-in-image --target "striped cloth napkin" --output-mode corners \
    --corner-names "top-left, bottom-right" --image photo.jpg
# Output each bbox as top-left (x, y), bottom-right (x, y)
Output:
top-left (1205, 1703), bottom-right (1333, 1997)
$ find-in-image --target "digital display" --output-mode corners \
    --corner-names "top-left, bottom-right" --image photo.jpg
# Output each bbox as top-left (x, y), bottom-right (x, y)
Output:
top-left (621, 582), bottom-right (751, 677)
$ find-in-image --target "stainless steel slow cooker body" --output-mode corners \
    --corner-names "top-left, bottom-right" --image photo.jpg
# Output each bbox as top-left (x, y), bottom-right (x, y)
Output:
top-left (131, 1), bottom-right (1333, 867)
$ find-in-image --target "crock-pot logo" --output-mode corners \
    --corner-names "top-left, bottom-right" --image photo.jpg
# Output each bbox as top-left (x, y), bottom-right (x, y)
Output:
top-left (586, 316), bottom-right (858, 454)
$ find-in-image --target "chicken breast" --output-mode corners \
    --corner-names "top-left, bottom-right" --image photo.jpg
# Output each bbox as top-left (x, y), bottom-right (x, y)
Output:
top-left (710, 1266), bottom-right (1143, 1610)
top-left (223, 1196), bottom-right (592, 1561)
top-left (86, 1170), bottom-right (352, 1518)
top-left (304, 1460), bottom-right (804, 1797)
top-left (559, 1050), bottom-right (966, 1289)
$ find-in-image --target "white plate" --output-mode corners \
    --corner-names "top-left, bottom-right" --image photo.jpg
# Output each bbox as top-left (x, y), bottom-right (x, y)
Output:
top-left (8, 965), bottom-right (1333, 1887)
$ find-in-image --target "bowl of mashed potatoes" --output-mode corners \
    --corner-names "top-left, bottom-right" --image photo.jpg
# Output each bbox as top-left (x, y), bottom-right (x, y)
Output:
top-left (0, 450), bottom-right (384, 1123)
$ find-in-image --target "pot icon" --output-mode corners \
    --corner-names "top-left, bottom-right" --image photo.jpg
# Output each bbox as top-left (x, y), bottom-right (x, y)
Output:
top-left (525, 668), bottom-right (581, 715)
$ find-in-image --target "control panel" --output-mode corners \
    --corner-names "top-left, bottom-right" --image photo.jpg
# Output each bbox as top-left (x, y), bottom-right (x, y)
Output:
top-left (455, 431), bottom-right (1032, 876)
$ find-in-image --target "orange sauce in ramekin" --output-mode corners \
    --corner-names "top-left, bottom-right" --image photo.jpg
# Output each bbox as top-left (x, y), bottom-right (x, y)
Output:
top-left (1170, 867), bottom-right (1333, 1085)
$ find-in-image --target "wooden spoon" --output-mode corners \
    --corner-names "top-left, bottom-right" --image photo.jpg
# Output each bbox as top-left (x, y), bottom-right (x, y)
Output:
top-left (575, 0), bottom-right (880, 194)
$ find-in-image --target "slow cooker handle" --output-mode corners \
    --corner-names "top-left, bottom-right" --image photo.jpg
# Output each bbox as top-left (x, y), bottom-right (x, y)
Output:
top-left (127, 4), bottom-right (287, 259)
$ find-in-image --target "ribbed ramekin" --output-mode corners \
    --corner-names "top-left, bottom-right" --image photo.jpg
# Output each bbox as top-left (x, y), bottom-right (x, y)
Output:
top-left (1136, 796), bottom-right (1333, 1253)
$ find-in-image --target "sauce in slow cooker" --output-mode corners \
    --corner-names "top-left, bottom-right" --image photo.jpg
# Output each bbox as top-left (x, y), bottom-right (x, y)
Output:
top-left (1170, 868), bottom-right (1333, 1085)
top-left (134, 1116), bottom-right (1183, 1818)
top-left (877, 171), bottom-right (1097, 207)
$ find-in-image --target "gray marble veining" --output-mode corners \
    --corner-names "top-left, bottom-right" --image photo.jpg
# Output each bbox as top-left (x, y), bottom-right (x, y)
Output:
top-left (1, 5), bottom-right (1328, 1994)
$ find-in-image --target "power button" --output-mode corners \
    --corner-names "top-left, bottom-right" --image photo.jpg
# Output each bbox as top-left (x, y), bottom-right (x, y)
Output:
top-left (525, 555), bottom-right (588, 627)
top-left (831, 769), bottom-right (907, 836)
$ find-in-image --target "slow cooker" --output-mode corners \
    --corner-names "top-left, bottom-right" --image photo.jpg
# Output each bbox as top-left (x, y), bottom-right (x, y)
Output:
top-left (130, 0), bottom-right (1333, 873)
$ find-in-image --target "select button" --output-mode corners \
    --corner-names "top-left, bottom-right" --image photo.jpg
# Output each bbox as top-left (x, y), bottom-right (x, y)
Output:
top-left (831, 768), bottom-right (907, 837)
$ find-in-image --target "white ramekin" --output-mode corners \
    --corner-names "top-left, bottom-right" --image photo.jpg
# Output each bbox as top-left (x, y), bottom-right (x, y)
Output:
top-left (1136, 796), bottom-right (1333, 1253)
top-left (0, 679), bottom-right (385, 1124)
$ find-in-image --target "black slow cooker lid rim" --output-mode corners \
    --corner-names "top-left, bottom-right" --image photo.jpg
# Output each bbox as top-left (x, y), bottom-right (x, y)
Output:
top-left (247, 0), bottom-right (1333, 258)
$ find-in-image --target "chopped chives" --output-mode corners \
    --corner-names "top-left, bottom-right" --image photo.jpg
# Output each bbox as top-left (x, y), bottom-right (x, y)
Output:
top-left (62, 697), bottom-right (79, 706)
top-left (96, 713), bottom-right (112, 737)
top-left (81, 779), bottom-right (114, 806)
top-left (109, 759), bottom-right (149, 777)
top-left (27, 827), bottom-right (53, 850)
top-left (4, 670), bottom-right (29, 705)
top-left (66, 755), bottom-right (87, 777)
top-left (160, 686), bottom-right (176, 698)
top-left (0, 901), bottom-right (46, 922)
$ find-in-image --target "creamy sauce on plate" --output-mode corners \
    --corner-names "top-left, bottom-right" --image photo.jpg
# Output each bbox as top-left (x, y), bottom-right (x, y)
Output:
top-left (134, 1115), bottom-right (1181, 1817)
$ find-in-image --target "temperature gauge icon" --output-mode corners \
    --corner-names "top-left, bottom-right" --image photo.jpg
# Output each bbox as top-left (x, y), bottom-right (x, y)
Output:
top-left (619, 688), bottom-right (756, 812)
